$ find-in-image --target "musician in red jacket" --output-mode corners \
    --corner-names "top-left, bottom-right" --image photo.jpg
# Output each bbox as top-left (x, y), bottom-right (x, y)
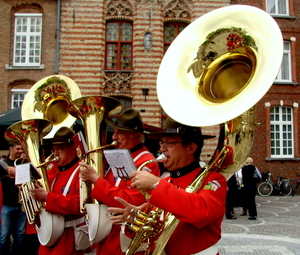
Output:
top-left (79, 109), bottom-right (160, 255)
top-left (31, 127), bottom-right (85, 255)
top-left (109, 117), bottom-right (227, 255)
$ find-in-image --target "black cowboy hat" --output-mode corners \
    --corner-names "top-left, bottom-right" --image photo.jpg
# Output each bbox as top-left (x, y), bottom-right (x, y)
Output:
top-left (105, 108), bottom-right (144, 133)
top-left (44, 127), bottom-right (75, 145)
top-left (148, 117), bottom-right (215, 140)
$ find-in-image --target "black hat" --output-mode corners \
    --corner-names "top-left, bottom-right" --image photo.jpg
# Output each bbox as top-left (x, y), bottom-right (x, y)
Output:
top-left (105, 108), bottom-right (144, 133)
top-left (148, 117), bottom-right (215, 140)
top-left (45, 127), bottom-right (74, 145)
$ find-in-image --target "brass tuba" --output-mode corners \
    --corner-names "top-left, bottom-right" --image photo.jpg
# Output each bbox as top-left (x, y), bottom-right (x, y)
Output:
top-left (17, 75), bottom-right (82, 246)
top-left (4, 119), bottom-right (53, 224)
top-left (68, 96), bottom-right (123, 242)
top-left (126, 5), bottom-right (283, 254)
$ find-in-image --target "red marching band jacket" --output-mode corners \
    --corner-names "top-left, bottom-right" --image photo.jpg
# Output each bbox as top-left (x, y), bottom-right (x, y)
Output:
top-left (118, 165), bottom-right (227, 255)
top-left (39, 159), bottom-right (85, 255)
top-left (90, 144), bottom-right (160, 255)
top-left (149, 168), bottom-right (227, 255)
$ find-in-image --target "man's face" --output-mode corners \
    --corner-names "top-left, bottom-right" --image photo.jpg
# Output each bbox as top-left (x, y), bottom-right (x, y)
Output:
top-left (51, 144), bottom-right (77, 166)
top-left (112, 128), bottom-right (140, 150)
top-left (10, 145), bottom-right (23, 160)
top-left (159, 135), bottom-right (190, 171)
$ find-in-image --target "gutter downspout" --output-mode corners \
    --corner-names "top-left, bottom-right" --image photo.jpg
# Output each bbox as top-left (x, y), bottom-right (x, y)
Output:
top-left (54, 0), bottom-right (61, 73)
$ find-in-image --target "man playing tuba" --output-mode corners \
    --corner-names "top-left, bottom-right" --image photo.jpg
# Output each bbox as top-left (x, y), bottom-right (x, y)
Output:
top-left (30, 127), bottom-right (87, 255)
top-left (109, 117), bottom-right (227, 255)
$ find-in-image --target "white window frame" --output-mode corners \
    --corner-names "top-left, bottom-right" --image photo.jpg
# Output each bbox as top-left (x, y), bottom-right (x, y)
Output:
top-left (11, 89), bottom-right (29, 108)
top-left (266, 0), bottom-right (289, 15)
top-left (270, 106), bottom-right (294, 158)
top-left (276, 41), bottom-right (292, 82)
top-left (13, 13), bottom-right (42, 66)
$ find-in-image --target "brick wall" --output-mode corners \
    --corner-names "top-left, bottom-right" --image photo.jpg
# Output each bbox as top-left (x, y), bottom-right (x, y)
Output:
top-left (0, 0), bottom-right (58, 110)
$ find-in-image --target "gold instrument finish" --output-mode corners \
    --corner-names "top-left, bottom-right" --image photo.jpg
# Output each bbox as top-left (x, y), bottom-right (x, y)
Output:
top-left (157, 5), bottom-right (283, 127)
top-left (68, 96), bottom-right (122, 213)
top-left (127, 5), bottom-right (284, 255)
top-left (4, 119), bottom-right (53, 224)
top-left (135, 153), bottom-right (167, 201)
top-left (22, 75), bottom-right (81, 138)
top-left (125, 154), bottom-right (167, 255)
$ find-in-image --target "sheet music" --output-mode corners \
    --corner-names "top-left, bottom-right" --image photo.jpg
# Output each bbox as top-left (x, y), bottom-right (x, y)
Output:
top-left (15, 163), bottom-right (31, 185)
top-left (103, 149), bottom-right (136, 178)
top-left (15, 163), bottom-right (42, 185)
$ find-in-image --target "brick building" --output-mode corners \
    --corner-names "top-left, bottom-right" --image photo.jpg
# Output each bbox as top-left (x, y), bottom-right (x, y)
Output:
top-left (0, 0), bottom-right (299, 184)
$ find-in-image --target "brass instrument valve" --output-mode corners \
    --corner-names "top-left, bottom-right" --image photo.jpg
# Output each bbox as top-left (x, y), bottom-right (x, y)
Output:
top-left (130, 208), bottom-right (163, 237)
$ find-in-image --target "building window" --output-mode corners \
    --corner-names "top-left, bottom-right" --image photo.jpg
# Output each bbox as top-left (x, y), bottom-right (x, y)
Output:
top-left (164, 22), bottom-right (187, 53)
top-left (11, 89), bottom-right (28, 108)
top-left (276, 41), bottom-right (291, 82)
top-left (270, 106), bottom-right (293, 157)
top-left (105, 21), bottom-right (133, 70)
top-left (266, 0), bottom-right (289, 15)
top-left (113, 96), bottom-right (132, 112)
top-left (13, 13), bottom-right (42, 66)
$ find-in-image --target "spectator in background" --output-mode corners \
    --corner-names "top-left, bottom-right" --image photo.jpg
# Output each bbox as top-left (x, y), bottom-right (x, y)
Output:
top-left (240, 157), bottom-right (261, 220)
top-left (225, 174), bottom-right (239, 219)
top-left (0, 143), bottom-right (26, 255)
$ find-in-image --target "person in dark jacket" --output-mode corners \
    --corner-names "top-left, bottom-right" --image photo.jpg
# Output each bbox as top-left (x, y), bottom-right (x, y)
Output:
top-left (241, 157), bottom-right (261, 220)
top-left (0, 143), bottom-right (26, 255)
top-left (225, 174), bottom-right (239, 219)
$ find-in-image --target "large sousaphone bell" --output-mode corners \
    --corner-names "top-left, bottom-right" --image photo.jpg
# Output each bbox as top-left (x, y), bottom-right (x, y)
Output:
top-left (126, 5), bottom-right (283, 255)
top-left (157, 5), bottom-right (282, 127)
top-left (22, 75), bottom-right (82, 138)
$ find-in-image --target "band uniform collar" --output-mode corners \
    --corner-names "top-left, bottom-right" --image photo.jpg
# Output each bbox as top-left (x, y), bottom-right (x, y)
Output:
top-left (58, 157), bottom-right (79, 172)
top-left (170, 161), bottom-right (201, 178)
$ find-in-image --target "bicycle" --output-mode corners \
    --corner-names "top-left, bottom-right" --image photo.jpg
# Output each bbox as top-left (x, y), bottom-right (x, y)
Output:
top-left (257, 171), bottom-right (293, 196)
top-left (291, 173), bottom-right (300, 197)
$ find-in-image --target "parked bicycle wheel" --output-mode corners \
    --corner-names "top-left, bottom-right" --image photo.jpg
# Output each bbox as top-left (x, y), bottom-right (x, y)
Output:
top-left (280, 180), bottom-right (293, 196)
top-left (292, 174), bottom-right (300, 197)
top-left (258, 182), bottom-right (273, 196)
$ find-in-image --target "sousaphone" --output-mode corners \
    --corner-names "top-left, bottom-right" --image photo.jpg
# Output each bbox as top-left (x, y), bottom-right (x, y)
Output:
top-left (22, 75), bottom-right (82, 138)
top-left (126, 5), bottom-right (283, 254)
top-left (157, 5), bottom-right (283, 128)
top-left (20, 75), bottom-right (81, 246)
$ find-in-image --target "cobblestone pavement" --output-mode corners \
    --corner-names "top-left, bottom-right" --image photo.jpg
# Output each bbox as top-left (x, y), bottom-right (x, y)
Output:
top-left (219, 195), bottom-right (300, 255)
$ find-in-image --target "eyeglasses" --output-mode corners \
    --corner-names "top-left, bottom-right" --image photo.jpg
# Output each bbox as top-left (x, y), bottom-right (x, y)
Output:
top-left (159, 141), bottom-right (181, 148)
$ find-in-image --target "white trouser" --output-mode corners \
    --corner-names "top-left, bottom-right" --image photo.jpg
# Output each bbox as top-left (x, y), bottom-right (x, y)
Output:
top-left (191, 244), bottom-right (219, 255)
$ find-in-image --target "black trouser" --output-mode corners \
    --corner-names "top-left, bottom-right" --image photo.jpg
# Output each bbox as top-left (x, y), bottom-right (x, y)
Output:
top-left (243, 184), bottom-right (257, 217)
top-left (225, 188), bottom-right (237, 218)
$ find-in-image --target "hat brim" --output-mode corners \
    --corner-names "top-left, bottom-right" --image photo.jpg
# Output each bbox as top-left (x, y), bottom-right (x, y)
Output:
top-left (148, 132), bottom-right (215, 140)
top-left (42, 139), bottom-right (73, 146)
top-left (105, 118), bottom-right (144, 133)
